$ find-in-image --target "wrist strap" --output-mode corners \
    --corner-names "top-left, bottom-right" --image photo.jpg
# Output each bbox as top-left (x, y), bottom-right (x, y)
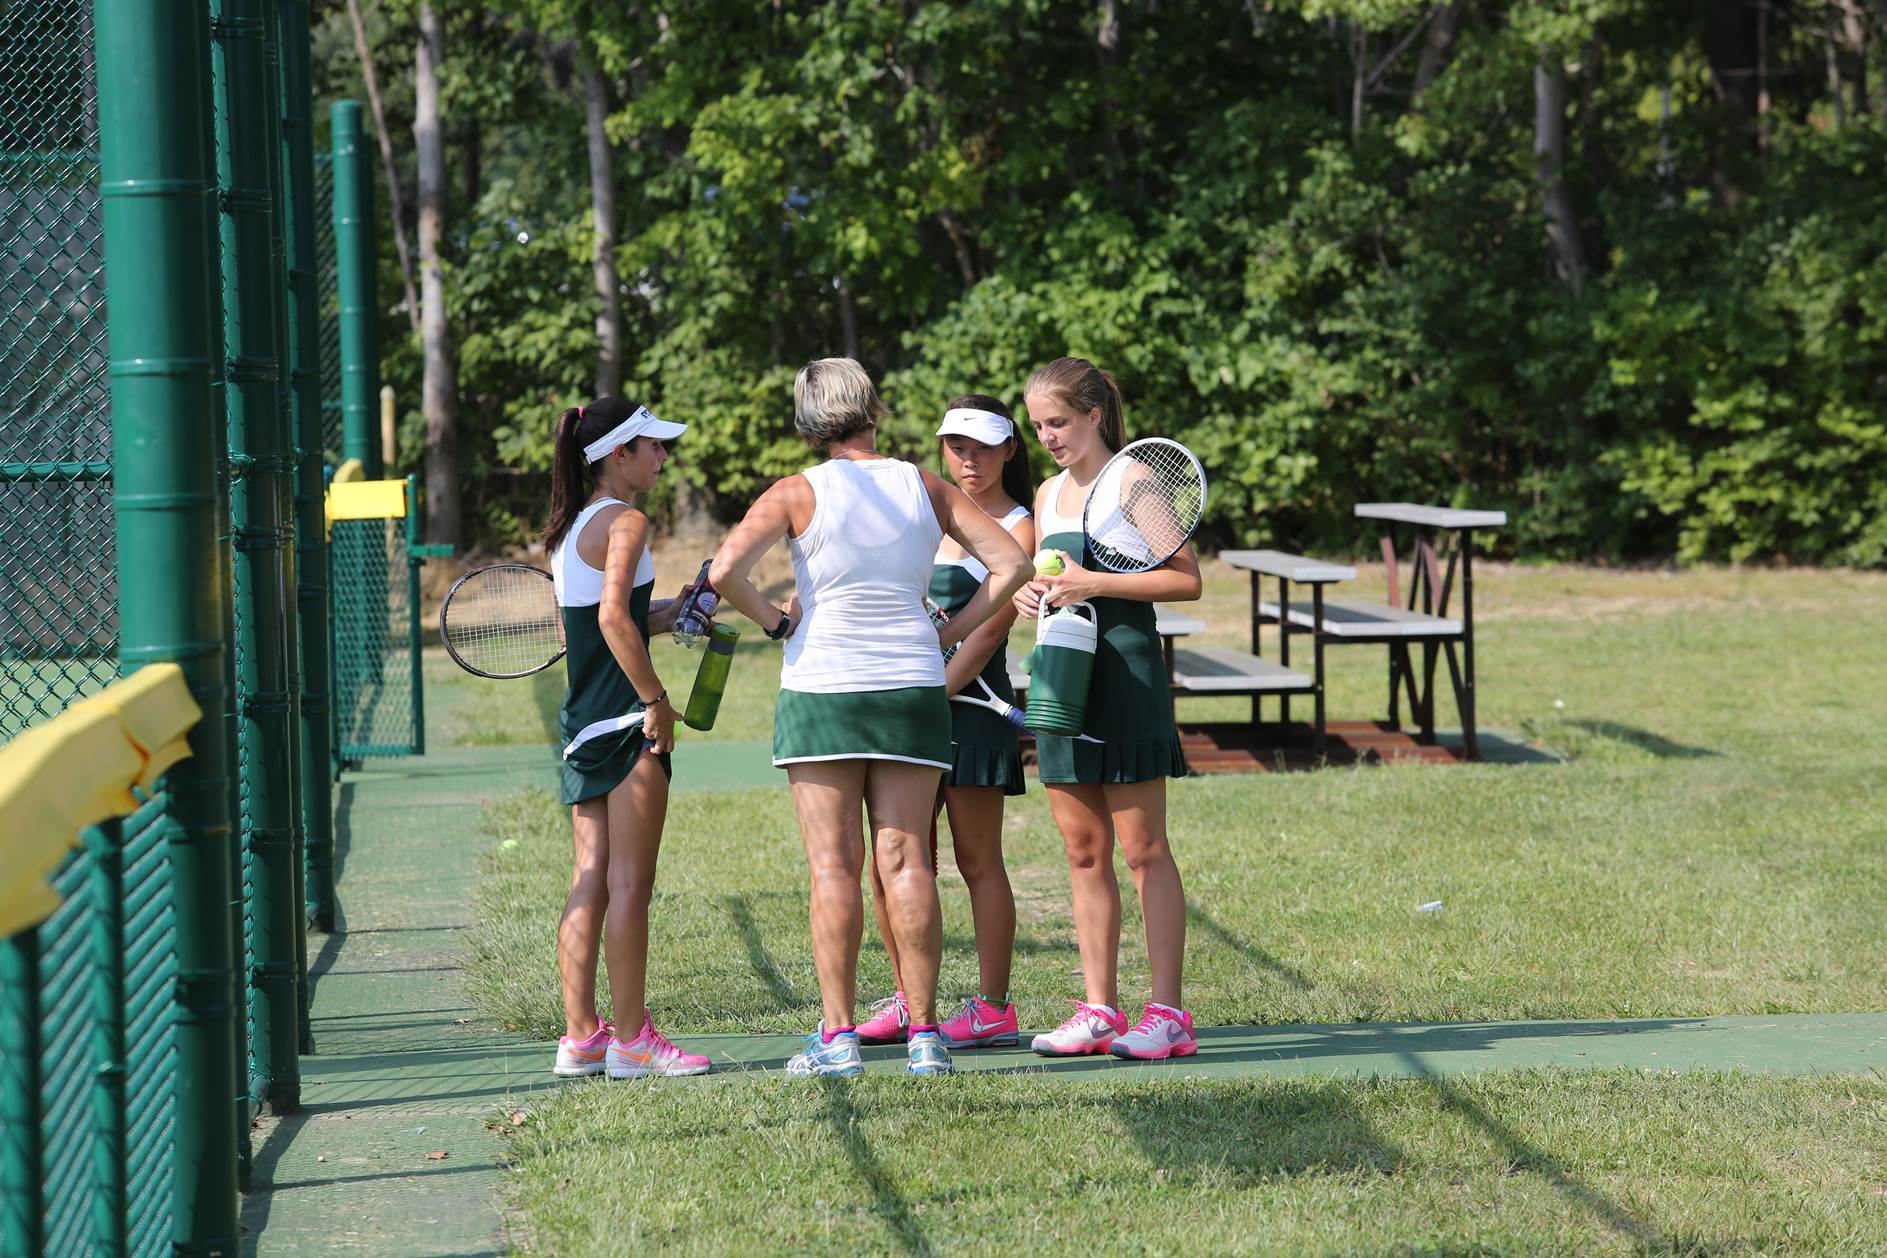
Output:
top-left (640, 688), bottom-right (667, 708)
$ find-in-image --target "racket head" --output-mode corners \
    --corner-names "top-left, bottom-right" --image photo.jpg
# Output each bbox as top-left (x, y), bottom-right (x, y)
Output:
top-left (1081, 437), bottom-right (1208, 573)
top-left (439, 563), bottom-right (566, 679)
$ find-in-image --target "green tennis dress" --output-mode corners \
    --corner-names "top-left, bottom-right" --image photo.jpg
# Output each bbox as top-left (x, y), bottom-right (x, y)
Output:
top-left (929, 504), bottom-right (1030, 796)
top-left (553, 498), bottom-right (671, 804)
top-left (770, 458), bottom-right (952, 769)
top-left (1032, 469), bottom-right (1189, 785)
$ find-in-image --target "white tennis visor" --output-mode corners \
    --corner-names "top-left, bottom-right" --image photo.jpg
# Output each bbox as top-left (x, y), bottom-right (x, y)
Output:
top-left (583, 405), bottom-right (687, 463)
top-left (935, 407), bottom-right (1014, 446)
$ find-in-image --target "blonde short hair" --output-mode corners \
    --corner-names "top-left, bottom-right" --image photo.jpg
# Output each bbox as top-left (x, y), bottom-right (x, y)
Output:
top-left (793, 357), bottom-right (888, 445)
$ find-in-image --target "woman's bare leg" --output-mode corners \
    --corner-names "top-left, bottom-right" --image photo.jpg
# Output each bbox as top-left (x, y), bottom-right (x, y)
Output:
top-left (789, 761), bottom-right (869, 1030)
top-left (557, 798), bottom-right (610, 1040)
top-left (601, 752), bottom-right (670, 1039)
top-left (864, 760), bottom-right (946, 1025)
top-left (1046, 783), bottom-right (1120, 1009)
top-left (1106, 779), bottom-right (1185, 1009)
top-left (943, 785), bottom-right (1014, 999)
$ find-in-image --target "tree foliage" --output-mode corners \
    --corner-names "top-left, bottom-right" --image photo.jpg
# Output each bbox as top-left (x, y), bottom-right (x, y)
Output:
top-left (313, 0), bottom-right (1887, 564)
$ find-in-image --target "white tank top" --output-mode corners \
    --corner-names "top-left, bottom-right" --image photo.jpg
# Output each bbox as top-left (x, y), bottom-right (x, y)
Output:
top-left (932, 503), bottom-right (1030, 582)
top-left (551, 498), bottom-right (654, 607)
top-left (780, 458), bottom-right (945, 693)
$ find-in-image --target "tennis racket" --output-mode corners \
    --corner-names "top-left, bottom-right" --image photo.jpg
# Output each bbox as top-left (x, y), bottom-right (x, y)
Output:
top-left (1080, 437), bottom-right (1207, 574)
top-left (926, 600), bottom-right (1100, 743)
top-left (439, 563), bottom-right (565, 679)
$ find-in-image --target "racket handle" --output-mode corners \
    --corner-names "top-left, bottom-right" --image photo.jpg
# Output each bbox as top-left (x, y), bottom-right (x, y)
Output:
top-left (1001, 705), bottom-right (1027, 730)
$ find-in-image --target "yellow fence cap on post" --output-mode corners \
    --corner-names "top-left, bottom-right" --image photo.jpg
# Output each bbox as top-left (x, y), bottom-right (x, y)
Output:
top-left (0, 664), bottom-right (203, 937)
top-left (325, 476), bottom-right (409, 538)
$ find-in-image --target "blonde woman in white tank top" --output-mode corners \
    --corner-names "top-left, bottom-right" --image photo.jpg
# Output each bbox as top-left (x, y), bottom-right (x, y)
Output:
top-left (711, 359), bottom-right (1029, 1078)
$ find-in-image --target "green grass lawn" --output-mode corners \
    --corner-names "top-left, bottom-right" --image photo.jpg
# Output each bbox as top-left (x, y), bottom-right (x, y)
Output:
top-left (449, 563), bottom-right (1887, 1254)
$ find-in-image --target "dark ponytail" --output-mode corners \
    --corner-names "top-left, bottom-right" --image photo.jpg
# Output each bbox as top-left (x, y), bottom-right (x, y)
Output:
top-left (940, 393), bottom-right (1035, 510)
top-left (542, 396), bottom-right (647, 551)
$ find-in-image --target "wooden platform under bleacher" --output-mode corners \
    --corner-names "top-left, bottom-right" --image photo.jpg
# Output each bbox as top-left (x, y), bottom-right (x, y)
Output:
top-left (1178, 720), bottom-right (1475, 771)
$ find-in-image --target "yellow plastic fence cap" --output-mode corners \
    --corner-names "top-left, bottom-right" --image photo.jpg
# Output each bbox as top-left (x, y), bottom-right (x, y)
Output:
top-left (0, 664), bottom-right (202, 937)
top-left (327, 478), bottom-right (408, 522)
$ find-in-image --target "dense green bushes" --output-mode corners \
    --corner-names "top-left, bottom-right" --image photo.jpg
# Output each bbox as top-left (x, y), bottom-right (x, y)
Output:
top-left (328, 2), bottom-right (1887, 564)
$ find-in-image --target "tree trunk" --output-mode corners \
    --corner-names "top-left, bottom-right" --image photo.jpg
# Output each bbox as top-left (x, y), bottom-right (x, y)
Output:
top-left (836, 274), bottom-right (859, 361)
top-left (415, 3), bottom-right (461, 546)
top-left (1702, 1), bottom-right (1760, 204)
top-left (346, 0), bottom-right (419, 332)
top-left (1413, 1), bottom-right (1463, 98)
top-left (1533, 53), bottom-right (1586, 289)
top-left (583, 63), bottom-right (622, 397)
top-left (1827, 11), bottom-right (1848, 129)
top-left (1094, 0), bottom-right (1125, 191)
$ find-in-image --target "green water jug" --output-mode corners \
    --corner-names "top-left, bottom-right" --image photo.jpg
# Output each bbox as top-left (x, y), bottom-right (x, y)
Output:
top-left (683, 622), bottom-right (740, 731)
top-left (1024, 601), bottom-right (1097, 736)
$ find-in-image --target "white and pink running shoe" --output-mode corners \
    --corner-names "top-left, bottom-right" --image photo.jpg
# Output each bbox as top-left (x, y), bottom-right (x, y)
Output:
top-left (939, 995), bottom-right (1020, 1049)
top-left (857, 992), bottom-right (911, 1045)
top-left (1108, 1003), bottom-right (1197, 1061)
top-left (607, 1010), bottom-right (711, 1078)
top-left (552, 1021), bottom-right (614, 1077)
top-left (1029, 1000), bottom-right (1128, 1057)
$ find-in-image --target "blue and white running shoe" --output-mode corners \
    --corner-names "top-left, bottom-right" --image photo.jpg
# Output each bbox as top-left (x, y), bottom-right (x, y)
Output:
top-left (786, 1023), bottom-right (864, 1078)
top-left (906, 1029), bottom-right (954, 1077)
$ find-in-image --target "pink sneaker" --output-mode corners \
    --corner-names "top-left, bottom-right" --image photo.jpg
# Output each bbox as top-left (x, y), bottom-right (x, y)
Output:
top-left (939, 995), bottom-right (1020, 1049)
top-left (552, 1021), bottom-right (614, 1077)
top-left (1030, 1001), bottom-right (1128, 1056)
top-left (857, 992), bottom-right (910, 1045)
top-left (606, 1010), bottom-right (711, 1078)
top-left (1108, 1003), bottom-right (1197, 1060)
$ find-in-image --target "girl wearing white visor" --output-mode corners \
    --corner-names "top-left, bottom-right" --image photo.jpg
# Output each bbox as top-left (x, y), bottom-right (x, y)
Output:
top-left (858, 395), bottom-right (1036, 1051)
top-left (544, 396), bottom-right (711, 1080)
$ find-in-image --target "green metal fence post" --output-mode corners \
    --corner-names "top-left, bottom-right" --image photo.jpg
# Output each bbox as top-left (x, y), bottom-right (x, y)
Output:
top-left (214, 0), bottom-right (301, 1118)
top-left (331, 100), bottom-right (382, 479)
top-left (282, 0), bottom-right (337, 938)
top-left (96, 0), bottom-right (242, 1248)
top-left (406, 475), bottom-right (426, 755)
top-left (85, 820), bottom-right (128, 1258)
top-left (0, 935), bottom-right (45, 1256)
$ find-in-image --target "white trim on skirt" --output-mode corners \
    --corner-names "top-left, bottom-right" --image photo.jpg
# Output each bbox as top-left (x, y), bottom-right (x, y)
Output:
top-left (773, 752), bottom-right (950, 769)
top-left (562, 710), bottom-right (645, 760)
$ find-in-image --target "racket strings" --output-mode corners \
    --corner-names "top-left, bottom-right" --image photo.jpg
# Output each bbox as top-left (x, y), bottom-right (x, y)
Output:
top-left (443, 567), bottom-right (563, 677)
top-left (1086, 440), bottom-right (1205, 573)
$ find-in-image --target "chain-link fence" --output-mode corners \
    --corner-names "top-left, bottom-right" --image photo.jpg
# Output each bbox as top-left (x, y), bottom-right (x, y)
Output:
top-left (1, 3), bottom-right (367, 1251)
top-left (0, 3), bottom-right (115, 743)
top-left (333, 504), bottom-right (423, 759)
top-left (314, 148), bottom-right (342, 464)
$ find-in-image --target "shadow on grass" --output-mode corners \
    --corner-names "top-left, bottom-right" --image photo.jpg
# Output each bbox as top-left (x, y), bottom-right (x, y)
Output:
top-left (1186, 903), bottom-right (1313, 991)
top-left (1398, 1052), bottom-right (1663, 1249)
top-left (1562, 720), bottom-right (1718, 760)
top-left (722, 893), bottom-right (804, 1011)
top-left (818, 1080), bottom-right (935, 1257)
top-left (1109, 1083), bottom-right (1406, 1184)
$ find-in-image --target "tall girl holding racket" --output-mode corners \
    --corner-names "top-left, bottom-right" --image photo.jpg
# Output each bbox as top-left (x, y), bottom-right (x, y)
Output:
top-left (857, 395), bottom-right (1036, 1049)
top-left (1016, 357), bottom-right (1202, 1061)
top-left (545, 397), bottom-right (710, 1079)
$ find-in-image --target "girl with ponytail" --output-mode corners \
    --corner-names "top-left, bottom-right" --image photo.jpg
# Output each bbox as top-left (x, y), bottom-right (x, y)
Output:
top-left (857, 394), bottom-right (1037, 1050)
top-left (545, 396), bottom-right (712, 1079)
top-left (1013, 357), bottom-right (1202, 1063)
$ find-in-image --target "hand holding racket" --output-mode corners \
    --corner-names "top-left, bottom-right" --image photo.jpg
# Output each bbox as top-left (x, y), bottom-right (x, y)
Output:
top-left (926, 599), bottom-right (1100, 744)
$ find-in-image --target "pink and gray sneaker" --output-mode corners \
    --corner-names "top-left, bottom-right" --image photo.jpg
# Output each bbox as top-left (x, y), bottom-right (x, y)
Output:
top-left (939, 995), bottom-right (1020, 1049)
top-left (606, 1010), bottom-right (711, 1078)
top-left (552, 1021), bottom-right (614, 1077)
top-left (1108, 1003), bottom-right (1197, 1061)
top-left (1029, 1000), bottom-right (1128, 1056)
top-left (857, 992), bottom-right (911, 1045)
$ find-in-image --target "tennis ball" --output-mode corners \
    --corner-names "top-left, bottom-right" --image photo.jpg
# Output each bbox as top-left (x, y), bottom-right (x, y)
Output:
top-left (1033, 550), bottom-right (1065, 577)
top-left (500, 839), bottom-right (520, 851)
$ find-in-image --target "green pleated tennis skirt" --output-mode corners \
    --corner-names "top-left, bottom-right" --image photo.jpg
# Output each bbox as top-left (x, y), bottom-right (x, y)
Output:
top-left (773, 686), bottom-right (952, 769)
top-left (945, 700), bottom-right (1025, 795)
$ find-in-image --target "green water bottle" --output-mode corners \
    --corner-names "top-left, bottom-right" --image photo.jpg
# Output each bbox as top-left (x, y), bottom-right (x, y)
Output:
top-left (683, 622), bottom-right (740, 731)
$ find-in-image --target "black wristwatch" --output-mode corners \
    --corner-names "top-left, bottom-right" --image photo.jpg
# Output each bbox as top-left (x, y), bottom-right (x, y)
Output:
top-left (765, 609), bottom-right (794, 641)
